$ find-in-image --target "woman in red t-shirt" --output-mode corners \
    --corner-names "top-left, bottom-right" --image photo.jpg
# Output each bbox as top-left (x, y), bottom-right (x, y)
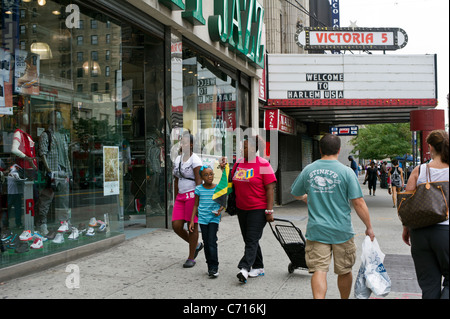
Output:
top-left (231, 136), bottom-right (277, 283)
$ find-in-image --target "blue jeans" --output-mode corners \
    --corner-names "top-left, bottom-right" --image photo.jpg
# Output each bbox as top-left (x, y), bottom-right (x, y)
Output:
top-left (200, 222), bottom-right (219, 271)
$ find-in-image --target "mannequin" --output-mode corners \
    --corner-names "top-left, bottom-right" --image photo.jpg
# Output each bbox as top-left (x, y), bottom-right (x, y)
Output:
top-left (11, 113), bottom-right (37, 171)
top-left (37, 110), bottom-right (71, 236)
top-left (6, 113), bottom-right (37, 229)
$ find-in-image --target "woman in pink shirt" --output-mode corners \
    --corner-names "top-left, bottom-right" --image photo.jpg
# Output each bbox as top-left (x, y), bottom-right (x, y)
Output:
top-left (231, 136), bottom-right (277, 283)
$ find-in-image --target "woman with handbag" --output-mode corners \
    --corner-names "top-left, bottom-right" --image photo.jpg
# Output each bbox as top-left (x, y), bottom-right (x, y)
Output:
top-left (172, 132), bottom-right (204, 268)
top-left (230, 136), bottom-right (277, 283)
top-left (401, 130), bottom-right (449, 299)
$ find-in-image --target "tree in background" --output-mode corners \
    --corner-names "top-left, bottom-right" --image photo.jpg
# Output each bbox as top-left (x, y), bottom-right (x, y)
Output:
top-left (350, 123), bottom-right (411, 160)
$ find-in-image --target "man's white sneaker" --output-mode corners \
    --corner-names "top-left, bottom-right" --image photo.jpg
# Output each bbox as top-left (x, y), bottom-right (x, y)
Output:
top-left (30, 238), bottom-right (43, 249)
top-left (249, 268), bottom-right (265, 277)
top-left (19, 230), bottom-right (32, 241)
top-left (68, 228), bottom-right (79, 240)
top-left (53, 233), bottom-right (64, 244)
top-left (237, 269), bottom-right (248, 283)
top-left (57, 221), bottom-right (69, 233)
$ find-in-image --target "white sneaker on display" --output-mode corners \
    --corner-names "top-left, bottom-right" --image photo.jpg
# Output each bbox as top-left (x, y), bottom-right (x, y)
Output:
top-left (53, 233), bottom-right (64, 244)
top-left (57, 221), bottom-right (69, 233)
top-left (30, 238), bottom-right (43, 249)
top-left (86, 227), bottom-right (95, 236)
top-left (248, 268), bottom-right (265, 277)
top-left (68, 228), bottom-right (79, 240)
top-left (19, 230), bottom-right (32, 241)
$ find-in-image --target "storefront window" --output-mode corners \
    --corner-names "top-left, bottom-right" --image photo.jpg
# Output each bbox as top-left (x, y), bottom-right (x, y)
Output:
top-left (173, 45), bottom-right (238, 168)
top-left (0, 0), bottom-right (165, 268)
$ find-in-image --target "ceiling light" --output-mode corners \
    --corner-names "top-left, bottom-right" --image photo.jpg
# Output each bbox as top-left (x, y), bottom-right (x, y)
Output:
top-left (38, 0), bottom-right (46, 6)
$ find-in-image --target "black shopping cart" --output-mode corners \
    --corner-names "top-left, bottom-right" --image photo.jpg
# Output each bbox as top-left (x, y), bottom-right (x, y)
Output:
top-left (269, 218), bottom-right (308, 273)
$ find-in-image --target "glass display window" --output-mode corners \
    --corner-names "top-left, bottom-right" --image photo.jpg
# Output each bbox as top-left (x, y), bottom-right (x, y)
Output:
top-left (0, 0), bottom-right (165, 268)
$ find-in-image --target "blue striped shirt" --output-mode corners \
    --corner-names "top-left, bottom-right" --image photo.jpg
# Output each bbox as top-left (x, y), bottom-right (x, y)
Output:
top-left (195, 185), bottom-right (221, 225)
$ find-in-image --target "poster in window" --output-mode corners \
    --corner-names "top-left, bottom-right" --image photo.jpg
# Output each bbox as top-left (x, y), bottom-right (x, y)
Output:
top-left (103, 146), bottom-right (119, 196)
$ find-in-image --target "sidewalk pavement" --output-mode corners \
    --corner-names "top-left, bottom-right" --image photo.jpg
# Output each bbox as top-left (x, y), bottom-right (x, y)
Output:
top-left (0, 176), bottom-right (422, 300)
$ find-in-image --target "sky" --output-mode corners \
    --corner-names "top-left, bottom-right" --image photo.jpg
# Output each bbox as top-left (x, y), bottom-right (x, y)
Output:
top-left (338, 0), bottom-right (449, 126)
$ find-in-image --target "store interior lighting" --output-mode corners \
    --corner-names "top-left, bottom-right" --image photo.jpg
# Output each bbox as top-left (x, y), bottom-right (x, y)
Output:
top-left (38, 0), bottom-right (46, 6)
top-left (30, 42), bottom-right (53, 60)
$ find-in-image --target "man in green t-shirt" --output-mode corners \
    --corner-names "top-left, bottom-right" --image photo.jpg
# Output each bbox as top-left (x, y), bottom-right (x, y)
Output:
top-left (291, 133), bottom-right (375, 299)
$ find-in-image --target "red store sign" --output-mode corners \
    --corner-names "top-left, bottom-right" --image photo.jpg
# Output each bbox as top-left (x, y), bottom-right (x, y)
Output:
top-left (264, 109), bottom-right (296, 135)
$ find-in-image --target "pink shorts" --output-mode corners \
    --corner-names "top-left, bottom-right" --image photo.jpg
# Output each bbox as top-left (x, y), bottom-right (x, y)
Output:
top-left (172, 191), bottom-right (198, 223)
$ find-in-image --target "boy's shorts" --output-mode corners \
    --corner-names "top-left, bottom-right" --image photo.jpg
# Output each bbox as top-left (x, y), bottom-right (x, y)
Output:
top-left (172, 191), bottom-right (198, 223)
top-left (305, 237), bottom-right (356, 275)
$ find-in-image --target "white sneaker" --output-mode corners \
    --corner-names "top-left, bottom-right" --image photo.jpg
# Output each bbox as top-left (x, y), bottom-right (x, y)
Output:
top-left (53, 233), bottom-right (64, 244)
top-left (98, 223), bottom-right (107, 232)
top-left (57, 221), bottom-right (69, 233)
top-left (237, 269), bottom-right (248, 283)
top-left (88, 218), bottom-right (97, 227)
top-left (30, 238), bottom-right (43, 249)
top-left (68, 228), bottom-right (79, 240)
top-left (86, 227), bottom-right (95, 236)
top-left (249, 268), bottom-right (265, 277)
top-left (19, 230), bottom-right (32, 241)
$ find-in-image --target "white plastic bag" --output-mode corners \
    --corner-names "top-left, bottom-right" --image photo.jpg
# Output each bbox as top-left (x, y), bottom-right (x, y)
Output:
top-left (354, 236), bottom-right (391, 299)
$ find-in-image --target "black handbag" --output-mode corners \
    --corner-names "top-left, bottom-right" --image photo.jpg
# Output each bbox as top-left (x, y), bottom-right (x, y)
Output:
top-left (226, 162), bottom-right (240, 216)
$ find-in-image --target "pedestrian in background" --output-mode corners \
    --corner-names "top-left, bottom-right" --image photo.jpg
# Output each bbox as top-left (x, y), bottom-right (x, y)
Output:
top-left (389, 159), bottom-right (404, 208)
top-left (231, 136), bottom-right (277, 284)
top-left (363, 161), bottom-right (380, 196)
top-left (172, 132), bottom-right (203, 268)
top-left (402, 129), bottom-right (449, 299)
top-left (291, 133), bottom-right (375, 299)
top-left (348, 155), bottom-right (358, 176)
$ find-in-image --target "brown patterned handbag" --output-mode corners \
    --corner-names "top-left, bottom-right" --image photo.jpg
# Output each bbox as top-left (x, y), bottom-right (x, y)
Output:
top-left (397, 164), bottom-right (449, 229)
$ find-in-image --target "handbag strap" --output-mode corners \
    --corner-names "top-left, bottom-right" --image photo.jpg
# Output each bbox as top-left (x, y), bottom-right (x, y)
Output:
top-left (425, 164), bottom-right (432, 189)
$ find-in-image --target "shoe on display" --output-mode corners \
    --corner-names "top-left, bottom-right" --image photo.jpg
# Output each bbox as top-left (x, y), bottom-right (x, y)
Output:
top-left (19, 230), bottom-right (33, 241)
top-left (57, 221), bottom-right (69, 233)
top-left (45, 230), bottom-right (56, 240)
top-left (248, 268), bottom-right (265, 278)
top-left (88, 218), bottom-right (97, 227)
top-left (98, 223), bottom-right (107, 232)
top-left (1, 229), bottom-right (13, 242)
top-left (68, 228), bottom-right (79, 240)
top-left (15, 241), bottom-right (29, 253)
top-left (40, 224), bottom-right (49, 236)
top-left (32, 231), bottom-right (48, 242)
top-left (30, 238), bottom-right (43, 249)
top-left (53, 233), bottom-right (64, 244)
top-left (6, 234), bottom-right (18, 249)
top-left (86, 227), bottom-right (95, 236)
top-left (78, 223), bottom-right (87, 233)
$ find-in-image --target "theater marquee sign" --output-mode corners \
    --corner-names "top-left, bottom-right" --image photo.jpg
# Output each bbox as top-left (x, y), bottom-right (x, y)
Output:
top-left (295, 26), bottom-right (408, 51)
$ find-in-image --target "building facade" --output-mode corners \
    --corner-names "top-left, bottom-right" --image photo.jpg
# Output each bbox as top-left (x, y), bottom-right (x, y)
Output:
top-left (1, 0), bottom-right (265, 271)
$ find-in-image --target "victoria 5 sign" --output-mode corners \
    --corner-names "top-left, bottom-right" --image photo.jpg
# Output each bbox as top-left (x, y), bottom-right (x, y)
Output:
top-left (295, 27), bottom-right (408, 51)
top-left (159, 0), bottom-right (265, 68)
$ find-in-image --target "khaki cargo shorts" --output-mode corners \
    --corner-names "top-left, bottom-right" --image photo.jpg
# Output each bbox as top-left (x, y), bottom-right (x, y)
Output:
top-left (305, 237), bottom-right (357, 275)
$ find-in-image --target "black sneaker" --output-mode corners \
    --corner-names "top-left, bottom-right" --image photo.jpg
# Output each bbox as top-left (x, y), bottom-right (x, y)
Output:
top-left (15, 241), bottom-right (29, 253)
top-left (208, 269), bottom-right (219, 278)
